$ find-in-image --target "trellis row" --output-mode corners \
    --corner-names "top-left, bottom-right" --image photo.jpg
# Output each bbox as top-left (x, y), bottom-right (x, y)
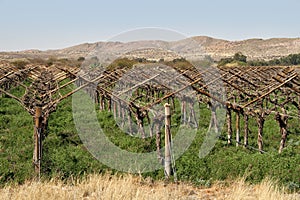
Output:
top-left (0, 61), bottom-right (299, 177)
top-left (79, 64), bottom-right (299, 154)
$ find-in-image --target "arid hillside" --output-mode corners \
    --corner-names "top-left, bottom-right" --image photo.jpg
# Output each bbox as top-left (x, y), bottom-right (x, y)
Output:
top-left (1, 36), bottom-right (300, 61)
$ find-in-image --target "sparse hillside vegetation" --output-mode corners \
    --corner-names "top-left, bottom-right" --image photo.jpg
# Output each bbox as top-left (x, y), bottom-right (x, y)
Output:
top-left (218, 52), bottom-right (300, 66)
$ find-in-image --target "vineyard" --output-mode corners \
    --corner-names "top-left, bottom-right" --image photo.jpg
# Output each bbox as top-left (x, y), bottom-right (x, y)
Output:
top-left (0, 58), bottom-right (299, 188)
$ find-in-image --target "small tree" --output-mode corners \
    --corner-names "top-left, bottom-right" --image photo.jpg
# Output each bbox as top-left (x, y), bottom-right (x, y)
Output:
top-left (11, 60), bottom-right (29, 69)
top-left (233, 52), bottom-right (247, 63)
top-left (77, 57), bottom-right (85, 62)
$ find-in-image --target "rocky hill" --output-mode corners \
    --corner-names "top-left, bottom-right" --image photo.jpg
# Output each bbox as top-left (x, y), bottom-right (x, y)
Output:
top-left (191, 36), bottom-right (300, 60)
top-left (1, 36), bottom-right (300, 61)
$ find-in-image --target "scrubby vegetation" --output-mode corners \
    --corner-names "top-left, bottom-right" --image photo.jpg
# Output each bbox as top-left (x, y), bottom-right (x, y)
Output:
top-left (218, 52), bottom-right (300, 66)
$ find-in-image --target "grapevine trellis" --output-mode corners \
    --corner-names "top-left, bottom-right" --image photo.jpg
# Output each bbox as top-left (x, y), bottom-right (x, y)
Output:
top-left (0, 59), bottom-right (299, 178)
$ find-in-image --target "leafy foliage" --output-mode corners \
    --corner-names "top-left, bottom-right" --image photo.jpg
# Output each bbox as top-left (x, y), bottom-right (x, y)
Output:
top-left (218, 52), bottom-right (300, 66)
top-left (218, 52), bottom-right (248, 66)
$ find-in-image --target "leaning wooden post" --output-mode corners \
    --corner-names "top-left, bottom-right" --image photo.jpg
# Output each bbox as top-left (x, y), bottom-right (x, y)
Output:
top-left (33, 106), bottom-right (42, 179)
top-left (164, 103), bottom-right (172, 179)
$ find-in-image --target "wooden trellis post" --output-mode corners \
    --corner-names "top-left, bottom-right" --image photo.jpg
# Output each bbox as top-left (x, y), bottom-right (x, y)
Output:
top-left (164, 103), bottom-right (172, 179)
top-left (99, 94), bottom-right (104, 110)
top-left (33, 106), bottom-right (42, 178)
top-left (276, 109), bottom-right (288, 153)
top-left (188, 101), bottom-right (198, 128)
top-left (145, 111), bottom-right (153, 137)
top-left (235, 112), bottom-right (240, 146)
top-left (155, 122), bottom-right (163, 164)
top-left (226, 109), bottom-right (232, 145)
top-left (256, 100), bottom-right (265, 153)
top-left (244, 113), bottom-right (249, 147)
top-left (209, 104), bottom-right (219, 133)
top-left (298, 96), bottom-right (300, 124)
top-left (127, 110), bottom-right (133, 134)
top-left (257, 114), bottom-right (265, 153)
top-left (181, 98), bottom-right (187, 125)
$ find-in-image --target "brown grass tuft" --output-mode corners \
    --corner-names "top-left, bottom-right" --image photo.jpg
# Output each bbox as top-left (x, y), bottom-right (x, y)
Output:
top-left (0, 174), bottom-right (298, 200)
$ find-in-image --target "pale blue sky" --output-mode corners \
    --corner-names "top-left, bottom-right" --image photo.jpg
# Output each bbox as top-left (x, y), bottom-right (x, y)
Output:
top-left (0, 0), bottom-right (300, 51)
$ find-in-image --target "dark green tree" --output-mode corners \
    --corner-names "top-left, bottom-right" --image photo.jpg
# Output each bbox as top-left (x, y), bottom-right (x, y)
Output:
top-left (233, 52), bottom-right (247, 63)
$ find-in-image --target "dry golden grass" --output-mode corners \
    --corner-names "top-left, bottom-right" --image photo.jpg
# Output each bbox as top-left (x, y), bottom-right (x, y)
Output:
top-left (0, 174), bottom-right (299, 200)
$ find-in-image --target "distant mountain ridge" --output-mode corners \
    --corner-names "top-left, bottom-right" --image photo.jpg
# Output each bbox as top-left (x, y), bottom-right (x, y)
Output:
top-left (1, 36), bottom-right (300, 61)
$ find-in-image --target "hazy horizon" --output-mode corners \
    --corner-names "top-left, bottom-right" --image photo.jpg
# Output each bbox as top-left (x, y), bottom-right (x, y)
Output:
top-left (1, 0), bottom-right (300, 51)
top-left (2, 35), bottom-right (300, 53)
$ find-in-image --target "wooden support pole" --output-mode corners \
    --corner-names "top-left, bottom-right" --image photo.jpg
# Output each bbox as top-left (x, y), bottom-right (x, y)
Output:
top-left (298, 96), bottom-right (300, 124)
top-left (113, 101), bottom-right (117, 119)
top-left (127, 110), bottom-right (133, 134)
top-left (146, 111), bottom-right (153, 137)
top-left (107, 98), bottom-right (111, 111)
top-left (181, 100), bottom-right (187, 125)
top-left (117, 101), bottom-right (121, 119)
top-left (279, 124), bottom-right (288, 153)
top-left (155, 123), bottom-right (163, 165)
top-left (226, 109), bottom-right (232, 145)
top-left (33, 106), bottom-right (42, 179)
top-left (188, 101), bottom-right (198, 128)
top-left (120, 106), bottom-right (125, 128)
top-left (257, 115), bottom-right (265, 153)
top-left (209, 105), bottom-right (219, 133)
top-left (276, 110), bottom-right (288, 154)
top-left (136, 117), bottom-right (145, 139)
top-left (235, 112), bottom-right (240, 147)
top-left (244, 114), bottom-right (249, 147)
top-left (164, 103), bottom-right (172, 179)
top-left (95, 90), bottom-right (99, 104)
top-left (171, 96), bottom-right (176, 111)
top-left (99, 95), bottom-right (104, 110)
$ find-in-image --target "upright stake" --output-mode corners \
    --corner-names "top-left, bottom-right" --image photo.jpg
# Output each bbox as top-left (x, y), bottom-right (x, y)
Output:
top-left (276, 109), bottom-right (288, 153)
top-left (155, 123), bottom-right (163, 164)
top-left (226, 109), bottom-right (232, 145)
top-left (244, 114), bottom-right (249, 147)
top-left (33, 106), bottom-right (42, 179)
top-left (164, 103), bottom-right (171, 179)
top-left (257, 101), bottom-right (265, 153)
top-left (113, 101), bottom-right (117, 119)
top-left (127, 110), bottom-right (133, 134)
top-left (181, 99), bottom-right (186, 125)
top-left (235, 112), bottom-right (240, 147)
top-left (99, 95), bottom-right (104, 110)
top-left (211, 105), bottom-right (219, 133)
top-left (257, 115), bottom-right (265, 153)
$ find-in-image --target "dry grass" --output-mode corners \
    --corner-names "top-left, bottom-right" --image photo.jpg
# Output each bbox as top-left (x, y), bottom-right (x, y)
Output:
top-left (226, 177), bottom-right (299, 200)
top-left (0, 174), bottom-right (299, 200)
